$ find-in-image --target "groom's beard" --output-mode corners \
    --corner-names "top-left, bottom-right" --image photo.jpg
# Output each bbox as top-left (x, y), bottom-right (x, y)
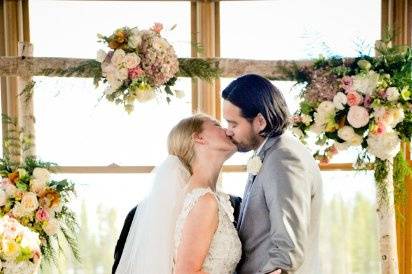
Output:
top-left (230, 134), bottom-right (260, 153)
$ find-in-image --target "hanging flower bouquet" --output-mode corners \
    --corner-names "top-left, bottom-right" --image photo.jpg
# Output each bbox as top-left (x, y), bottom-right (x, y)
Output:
top-left (290, 38), bottom-right (412, 274)
top-left (0, 157), bottom-right (79, 266)
top-left (290, 40), bottom-right (412, 169)
top-left (96, 23), bottom-right (181, 113)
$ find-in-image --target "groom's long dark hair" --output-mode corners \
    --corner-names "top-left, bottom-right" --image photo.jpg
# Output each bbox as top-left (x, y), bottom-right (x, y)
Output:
top-left (222, 74), bottom-right (290, 138)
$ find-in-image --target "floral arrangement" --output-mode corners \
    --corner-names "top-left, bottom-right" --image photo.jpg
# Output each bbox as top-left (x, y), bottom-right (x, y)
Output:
top-left (0, 215), bottom-right (41, 274)
top-left (96, 23), bottom-right (182, 113)
top-left (0, 157), bottom-right (79, 265)
top-left (290, 38), bottom-right (412, 200)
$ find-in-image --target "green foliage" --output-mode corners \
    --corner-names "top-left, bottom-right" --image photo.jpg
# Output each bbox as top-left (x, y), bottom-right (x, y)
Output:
top-left (177, 58), bottom-right (220, 80)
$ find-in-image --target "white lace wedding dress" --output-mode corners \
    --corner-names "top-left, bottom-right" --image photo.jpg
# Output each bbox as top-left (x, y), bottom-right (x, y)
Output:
top-left (174, 187), bottom-right (242, 274)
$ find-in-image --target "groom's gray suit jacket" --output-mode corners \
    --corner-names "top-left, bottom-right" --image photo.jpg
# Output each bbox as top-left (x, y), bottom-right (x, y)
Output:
top-left (236, 132), bottom-right (322, 274)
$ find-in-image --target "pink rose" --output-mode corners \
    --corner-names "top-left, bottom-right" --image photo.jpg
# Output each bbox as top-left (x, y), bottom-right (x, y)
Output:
top-left (35, 208), bottom-right (50, 222)
top-left (151, 22), bottom-right (163, 33)
top-left (340, 76), bottom-right (353, 92)
top-left (341, 75), bottom-right (353, 86)
top-left (376, 121), bottom-right (387, 135)
top-left (347, 91), bottom-right (363, 106)
top-left (128, 67), bottom-right (144, 79)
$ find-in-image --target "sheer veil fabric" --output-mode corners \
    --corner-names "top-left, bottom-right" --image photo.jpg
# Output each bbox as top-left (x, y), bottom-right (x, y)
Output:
top-left (115, 155), bottom-right (190, 274)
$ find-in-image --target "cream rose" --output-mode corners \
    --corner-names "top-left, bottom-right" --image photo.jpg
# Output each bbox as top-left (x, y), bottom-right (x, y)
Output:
top-left (30, 179), bottom-right (46, 194)
top-left (124, 53), bottom-right (141, 69)
top-left (20, 192), bottom-right (39, 213)
top-left (386, 87), bottom-right (400, 101)
top-left (42, 218), bottom-right (60, 236)
top-left (347, 106), bottom-right (369, 128)
top-left (337, 126), bottom-right (356, 142)
top-left (33, 168), bottom-right (50, 184)
top-left (333, 92), bottom-right (348, 110)
top-left (128, 34), bottom-right (142, 49)
top-left (111, 49), bottom-right (126, 67)
top-left (352, 70), bottom-right (379, 95)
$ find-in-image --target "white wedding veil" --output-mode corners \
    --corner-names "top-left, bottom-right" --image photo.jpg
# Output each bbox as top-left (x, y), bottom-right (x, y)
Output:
top-left (115, 155), bottom-right (190, 274)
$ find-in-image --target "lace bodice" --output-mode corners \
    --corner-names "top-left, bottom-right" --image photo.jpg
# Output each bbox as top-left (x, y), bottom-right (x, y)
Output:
top-left (174, 188), bottom-right (242, 274)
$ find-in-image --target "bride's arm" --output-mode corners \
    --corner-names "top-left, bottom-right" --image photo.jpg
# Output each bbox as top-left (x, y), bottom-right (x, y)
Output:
top-left (174, 193), bottom-right (218, 274)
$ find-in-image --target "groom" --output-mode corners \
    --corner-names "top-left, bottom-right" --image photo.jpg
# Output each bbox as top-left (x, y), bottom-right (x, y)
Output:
top-left (222, 74), bottom-right (323, 274)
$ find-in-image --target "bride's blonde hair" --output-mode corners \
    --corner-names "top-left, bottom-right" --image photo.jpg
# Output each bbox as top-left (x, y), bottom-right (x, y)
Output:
top-left (168, 113), bottom-right (216, 174)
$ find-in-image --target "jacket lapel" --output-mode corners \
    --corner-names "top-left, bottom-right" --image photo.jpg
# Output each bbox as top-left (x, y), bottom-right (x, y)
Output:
top-left (237, 135), bottom-right (282, 231)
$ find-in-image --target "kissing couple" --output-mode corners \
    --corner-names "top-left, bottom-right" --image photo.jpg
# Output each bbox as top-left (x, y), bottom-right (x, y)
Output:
top-left (114, 74), bottom-right (323, 274)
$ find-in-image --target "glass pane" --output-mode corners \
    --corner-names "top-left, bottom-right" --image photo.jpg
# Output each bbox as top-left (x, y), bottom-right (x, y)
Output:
top-left (33, 77), bottom-right (191, 166)
top-left (40, 173), bottom-right (154, 274)
top-left (29, 1), bottom-right (190, 58)
top-left (29, 1), bottom-right (192, 166)
top-left (222, 170), bottom-right (380, 274)
top-left (221, 0), bottom-right (380, 59)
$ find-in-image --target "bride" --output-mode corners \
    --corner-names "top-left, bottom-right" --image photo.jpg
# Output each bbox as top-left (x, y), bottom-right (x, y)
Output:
top-left (115, 114), bottom-right (242, 274)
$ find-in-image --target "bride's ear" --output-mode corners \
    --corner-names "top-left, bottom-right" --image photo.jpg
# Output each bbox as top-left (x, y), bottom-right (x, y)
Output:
top-left (192, 132), bottom-right (207, 145)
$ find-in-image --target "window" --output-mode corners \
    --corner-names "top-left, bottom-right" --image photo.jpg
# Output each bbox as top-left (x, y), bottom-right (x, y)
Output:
top-left (29, 2), bottom-right (191, 273)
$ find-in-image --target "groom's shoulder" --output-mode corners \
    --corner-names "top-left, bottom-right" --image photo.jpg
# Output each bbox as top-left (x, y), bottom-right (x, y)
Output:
top-left (268, 132), bottom-right (306, 155)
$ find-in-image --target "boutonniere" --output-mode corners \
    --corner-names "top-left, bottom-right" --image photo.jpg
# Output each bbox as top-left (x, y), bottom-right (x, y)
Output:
top-left (246, 155), bottom-right (262, 175)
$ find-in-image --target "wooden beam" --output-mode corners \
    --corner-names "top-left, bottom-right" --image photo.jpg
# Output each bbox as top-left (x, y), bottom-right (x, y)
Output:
top-left (0, 56), bottom-right (313, 80)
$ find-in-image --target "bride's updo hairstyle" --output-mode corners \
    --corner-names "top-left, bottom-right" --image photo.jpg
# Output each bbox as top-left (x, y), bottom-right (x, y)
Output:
top-left (168, 113), bottom-right (215, 174)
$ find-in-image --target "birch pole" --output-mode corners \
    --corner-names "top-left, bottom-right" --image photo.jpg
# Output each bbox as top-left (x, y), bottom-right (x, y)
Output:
top-left (376, 158), bottom-right (399, 274)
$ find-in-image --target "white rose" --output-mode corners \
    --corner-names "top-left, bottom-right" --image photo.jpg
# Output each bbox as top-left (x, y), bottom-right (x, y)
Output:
top-left (309, 113), bottom-right (325, 134)
top-left (301, 114), bottom-right (313, 126)
top-left (0, 189), bottom-right (7, 206)
top-left (111, 49), bottom-right (126, 67)
top-left (333, 92), bottom-right (348, 110)
top-left (388, 108), bottom-right (405, 127)
top-left (175, 90), bottom-right (185, 99)
top-left (337, 126), bottom-right (356, 142)
top-left (130, 27), bottom-right (140, 36)
top-left (4, 183), bottom-right (16, 198)
top-left (42, 218), bottom-right (60, 236)
top-left (347, 106), bottom-right (370, 128)
top-left (33, 168), bottom-right (50, 183)
top-left (128, 35), bottom-right (142, 49)
top-left (246, 155), bottom-right (263, 176)
top-left (386, 87), bottom-right (400, 101)
top-left (30, 179), bottom-right (46, 194)
top-left (20, 192), bottom-right (39, 213)
top-left (124, 53), bottom-right (141, 69)
top-left (367, 131), bottom-right (401, 160)
top-left (317, 101), bottom-right (335, 117)
top-left (12, 203), bottom-right (26, 218)
top-left (96, 49), bottom-right (107, 63)
top-left (352, 70), bottom-right (379, 95)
